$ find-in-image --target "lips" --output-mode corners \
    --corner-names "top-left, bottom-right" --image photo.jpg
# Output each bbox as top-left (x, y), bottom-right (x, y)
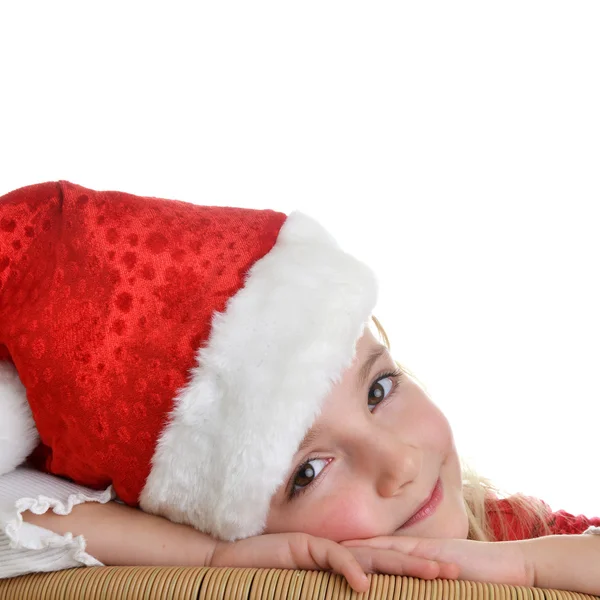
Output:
top-left (398, 477), bottom-right (443, 530)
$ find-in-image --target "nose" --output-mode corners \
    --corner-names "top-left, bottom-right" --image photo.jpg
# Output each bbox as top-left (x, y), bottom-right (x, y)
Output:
top-left (360, 429), bottom-right (421, 498)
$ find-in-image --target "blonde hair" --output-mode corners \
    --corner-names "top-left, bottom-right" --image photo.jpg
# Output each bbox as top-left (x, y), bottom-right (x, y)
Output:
top-left (370, 316), bottom-right (553, 542)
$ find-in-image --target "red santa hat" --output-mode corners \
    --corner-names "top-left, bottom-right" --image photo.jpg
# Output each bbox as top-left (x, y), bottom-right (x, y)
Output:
top-left (0, 181), bottom-right (377, 540)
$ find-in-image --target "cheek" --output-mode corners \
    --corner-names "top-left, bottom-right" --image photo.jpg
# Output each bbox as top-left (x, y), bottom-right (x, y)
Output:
top-left (297, 491), bottom-right (380, 542)
top-left (414, 402), bottom-right (454, 453)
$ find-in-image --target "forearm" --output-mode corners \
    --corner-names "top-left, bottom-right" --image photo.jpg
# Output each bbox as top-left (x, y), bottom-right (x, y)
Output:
top-left (23, 501), bottom-right (218, 567)
top-left (519, 534), bottom-right (600, 595)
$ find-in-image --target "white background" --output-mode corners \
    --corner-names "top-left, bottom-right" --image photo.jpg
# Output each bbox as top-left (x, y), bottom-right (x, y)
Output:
top-left (1, 2), bottom-right (598, 517)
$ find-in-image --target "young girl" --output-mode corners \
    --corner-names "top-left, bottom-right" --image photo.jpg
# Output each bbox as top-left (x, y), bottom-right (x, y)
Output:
top-left (1, 182), bottom-right (598, 594)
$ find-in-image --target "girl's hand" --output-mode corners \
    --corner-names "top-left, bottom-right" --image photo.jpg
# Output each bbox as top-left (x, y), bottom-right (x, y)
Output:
top-left (342, 536), bottom-right (533, 586)
top-left (211, 533), bottom-right (460, 593)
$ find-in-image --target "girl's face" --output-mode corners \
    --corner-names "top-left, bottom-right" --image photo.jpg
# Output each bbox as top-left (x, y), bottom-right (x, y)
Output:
top-left (265, 326), bottom-right (469, 542)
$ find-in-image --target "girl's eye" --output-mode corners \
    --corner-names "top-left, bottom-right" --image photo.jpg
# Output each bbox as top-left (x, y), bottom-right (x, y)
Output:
top-left (368, 368), bottom-right (403, 412)
top-left (289, 458), bottom-right (329, 499)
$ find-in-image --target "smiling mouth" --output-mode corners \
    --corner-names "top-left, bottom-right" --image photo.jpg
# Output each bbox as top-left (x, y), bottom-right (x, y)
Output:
top-left (397, 477), bottom-right (443, 530)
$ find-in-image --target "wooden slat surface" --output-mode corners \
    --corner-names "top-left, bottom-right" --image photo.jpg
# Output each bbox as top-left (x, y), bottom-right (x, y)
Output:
top-left (0, 567), bottom-right (598, 600)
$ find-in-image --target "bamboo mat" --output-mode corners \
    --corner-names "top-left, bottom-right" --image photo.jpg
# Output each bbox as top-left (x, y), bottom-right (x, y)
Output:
top-left (0, 567), bottom-right (597, 600)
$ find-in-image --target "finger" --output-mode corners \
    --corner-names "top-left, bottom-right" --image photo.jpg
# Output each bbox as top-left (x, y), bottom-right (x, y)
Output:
top-left (439, 562), bottom-right (461, 580)
top-left (322, 545), bottom-right (371, 593)
top-left (343, 536), bottom-right (441, 562)
top-left (349, 547), bottom-right (458, 581)
top-left (301, 538), bottom-right (370, 594)
top-left (342, 536), bottom-right (418, 551)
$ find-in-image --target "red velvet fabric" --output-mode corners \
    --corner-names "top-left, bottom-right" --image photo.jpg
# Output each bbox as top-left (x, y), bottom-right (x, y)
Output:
top-left (486, 496), bottom-right (600, 540)
top-left (0, 181), bottom-right (287, 504)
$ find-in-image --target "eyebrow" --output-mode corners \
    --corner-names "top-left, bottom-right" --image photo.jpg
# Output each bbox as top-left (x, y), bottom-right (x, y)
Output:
top-left (356, 343), bottom-right (389, 392)
top-left (295, 343), bottom-right (390, 456)
top-left (296, 425), bottom-right (323, 456)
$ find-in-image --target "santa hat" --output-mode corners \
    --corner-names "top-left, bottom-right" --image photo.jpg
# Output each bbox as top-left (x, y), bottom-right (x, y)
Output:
top-left (0, 181), bottom-right (377, 540)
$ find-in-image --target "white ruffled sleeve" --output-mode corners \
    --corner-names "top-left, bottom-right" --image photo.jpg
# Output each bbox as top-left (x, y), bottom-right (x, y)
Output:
top-left (0, 465), bottom-right (114, 579)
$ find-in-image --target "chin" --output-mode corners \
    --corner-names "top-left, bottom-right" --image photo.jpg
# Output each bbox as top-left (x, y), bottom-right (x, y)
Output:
top-left (394, 516), bottom-right (467, 539)
top-left (437, 514), bottom-right (469, 539)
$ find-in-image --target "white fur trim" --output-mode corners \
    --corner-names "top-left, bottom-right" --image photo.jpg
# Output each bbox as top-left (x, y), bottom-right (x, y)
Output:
top-left (140, 211), bottom-right (378, 540)
top-left (0, 362), bottom-right (39, 476)
top-left (584, 526), bottom-right (600, 535)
